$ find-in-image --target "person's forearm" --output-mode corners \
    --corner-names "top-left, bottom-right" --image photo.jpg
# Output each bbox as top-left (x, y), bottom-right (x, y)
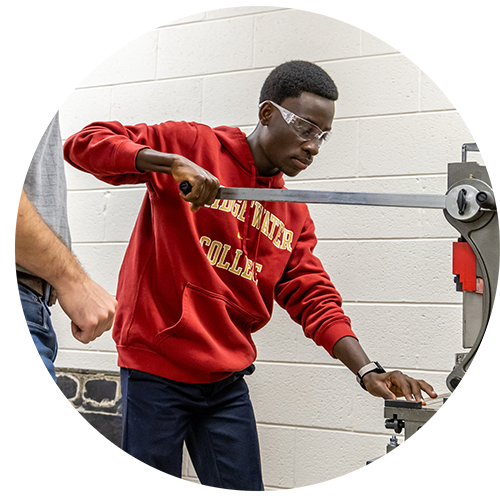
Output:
top-left (332, 336), bottom-right (371, 374)
top-left (15, 190), bottom-right (86, 289)
top-left (16, 190), bottom-right (118, 344)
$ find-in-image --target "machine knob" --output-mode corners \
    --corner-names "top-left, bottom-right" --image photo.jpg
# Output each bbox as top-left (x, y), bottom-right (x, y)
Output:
top-left (476, 191), bottom-right (496, 210)
top-left (385, 418), bottom-right (405, 434)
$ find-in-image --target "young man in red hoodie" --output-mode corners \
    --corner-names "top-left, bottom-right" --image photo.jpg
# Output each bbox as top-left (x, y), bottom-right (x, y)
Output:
top-left (64, 61), bottom-right (437, 490)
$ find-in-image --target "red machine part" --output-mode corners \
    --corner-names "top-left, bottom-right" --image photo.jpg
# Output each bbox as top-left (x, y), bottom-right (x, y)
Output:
top-left (453, 241), bottom-right (477, 291)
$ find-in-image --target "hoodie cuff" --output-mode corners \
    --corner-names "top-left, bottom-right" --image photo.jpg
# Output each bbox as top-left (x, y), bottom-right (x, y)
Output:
top-left (314, 321), bottom-right (358, 358)
top-left (114, 141), bottom-right (151, 174)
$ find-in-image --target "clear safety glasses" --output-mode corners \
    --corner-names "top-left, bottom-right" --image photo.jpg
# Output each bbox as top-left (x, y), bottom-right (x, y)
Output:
top-left (261, 100), bottom-right (332, 147)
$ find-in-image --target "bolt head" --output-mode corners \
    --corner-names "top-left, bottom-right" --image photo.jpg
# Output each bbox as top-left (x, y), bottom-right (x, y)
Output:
top-left (450, 377), bottom-right (464, 391)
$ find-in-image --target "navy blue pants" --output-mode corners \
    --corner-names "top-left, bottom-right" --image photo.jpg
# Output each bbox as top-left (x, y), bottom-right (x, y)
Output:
top-left (120, 365), bottom-right (264, 491)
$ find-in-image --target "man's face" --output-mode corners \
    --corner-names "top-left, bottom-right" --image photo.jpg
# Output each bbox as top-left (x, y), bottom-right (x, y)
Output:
top-left (258, 92), bottom-right (335, 177)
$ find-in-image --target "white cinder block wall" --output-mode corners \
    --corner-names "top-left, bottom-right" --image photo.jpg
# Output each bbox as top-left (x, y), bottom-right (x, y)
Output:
top-left (54, 6), bottom-right (482, 489)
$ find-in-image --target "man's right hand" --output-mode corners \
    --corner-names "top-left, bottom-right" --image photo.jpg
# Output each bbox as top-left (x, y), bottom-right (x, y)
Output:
top-left (136, 149), bottom-right (220, 212)
top-left (55, 274), bottom-right (118, 344)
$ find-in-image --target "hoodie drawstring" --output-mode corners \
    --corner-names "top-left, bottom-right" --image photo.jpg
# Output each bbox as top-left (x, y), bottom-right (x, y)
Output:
top-left (240, 175), bottom-right (274, 283)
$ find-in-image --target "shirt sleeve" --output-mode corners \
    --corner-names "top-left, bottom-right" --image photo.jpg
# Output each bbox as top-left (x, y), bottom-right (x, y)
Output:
top-left (63, 120), bottom-right (198, 186)
top-left (275, 213), bottom-right (357, 357)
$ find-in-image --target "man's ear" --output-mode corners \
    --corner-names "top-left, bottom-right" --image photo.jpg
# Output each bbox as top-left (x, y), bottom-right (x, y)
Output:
top-left (258, 101), bottom-right (274, 126)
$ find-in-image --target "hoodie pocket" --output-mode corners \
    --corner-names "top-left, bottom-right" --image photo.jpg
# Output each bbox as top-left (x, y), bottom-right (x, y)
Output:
top-left (154, 283), bottom-right (260, 373)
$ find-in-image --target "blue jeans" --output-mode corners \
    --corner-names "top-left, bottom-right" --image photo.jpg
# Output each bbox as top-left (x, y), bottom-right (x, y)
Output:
top-left (120, 365), bottom-right (264, 491)
top-left (14, 283), bottom-right (59, 491)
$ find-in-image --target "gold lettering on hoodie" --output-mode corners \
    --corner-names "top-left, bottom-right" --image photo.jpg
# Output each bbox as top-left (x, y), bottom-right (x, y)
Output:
top-left (206, 199), bottom-right (294, 252)
top-left (199, 236), bottom-right (262, 283)
top-left (216, 244), bottom-right (231, 270)
top-left (229, 249), bottom-right (244, 275)
top-left (219, 200), bottom-right (234, 213)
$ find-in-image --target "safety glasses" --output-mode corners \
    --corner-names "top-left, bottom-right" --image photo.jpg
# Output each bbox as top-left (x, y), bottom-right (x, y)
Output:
top-left (261, 100), bottom-right (332, 147)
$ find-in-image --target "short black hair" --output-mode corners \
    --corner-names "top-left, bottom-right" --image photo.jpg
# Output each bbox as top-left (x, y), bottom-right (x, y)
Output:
top-left (259, 60), bottom-right (338, 104)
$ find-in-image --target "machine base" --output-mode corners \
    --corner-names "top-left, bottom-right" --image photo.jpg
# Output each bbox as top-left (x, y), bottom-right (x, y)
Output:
top-left (366, 456), bottom-right (500, 492)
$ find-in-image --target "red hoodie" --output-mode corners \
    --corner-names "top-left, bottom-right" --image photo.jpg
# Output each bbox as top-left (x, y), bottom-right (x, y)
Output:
top-left (64, 120), bottom-right (356, 383)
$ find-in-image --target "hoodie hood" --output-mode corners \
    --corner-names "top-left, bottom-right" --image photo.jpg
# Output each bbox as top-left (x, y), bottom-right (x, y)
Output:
top-left (213, 126), bottom-right (285, 190)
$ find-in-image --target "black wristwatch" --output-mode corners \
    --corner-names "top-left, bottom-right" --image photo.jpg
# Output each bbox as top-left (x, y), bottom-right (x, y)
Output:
top-left (356, 361), bottom-right (386, 391)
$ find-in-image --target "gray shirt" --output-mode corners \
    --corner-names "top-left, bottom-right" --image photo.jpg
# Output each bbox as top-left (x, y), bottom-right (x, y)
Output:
top-left (14, 5), bottom-right (71, 272)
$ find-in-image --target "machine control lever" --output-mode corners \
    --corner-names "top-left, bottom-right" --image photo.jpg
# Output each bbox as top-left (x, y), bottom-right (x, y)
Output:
top-left (462, 142), bottom-right (484, 163)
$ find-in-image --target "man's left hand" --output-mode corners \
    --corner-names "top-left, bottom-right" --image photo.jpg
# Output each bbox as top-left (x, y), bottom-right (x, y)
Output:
top-left (362, 370), bottom-right (437, 403)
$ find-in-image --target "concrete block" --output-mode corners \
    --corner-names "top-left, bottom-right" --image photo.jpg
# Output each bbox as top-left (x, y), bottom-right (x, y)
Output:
top-left (253, 299), bottom-right (462, 373)
top-left (294, 302), bottom-right (463, 372)
top-left (357, 112), bottom-right (474, 177)
top-left (103, 187), bottom-right (147, 242)
top-left (54, 348), bottom-right (118, 372)
top-left (362, 5), bottom-right (484, 55)
top-left (156, 17), bottom-right (254, 79)
top-left (248, 363), bottom-right (373, 432)
top-left (323, 56), bottom-right (420, 118)
top-left (66, 190), bottom-right (107, 243)
top-left (252, 305), bottom-right (303, 363)
top-left (315, 239), bottom-right (458, 304)
top-left (60, 87), bottom-right (112, 140)
top-left (116, 5), bottom-right (206, 33)
top-left (110, 78), bottom-right (203, 125)
top-left (253, 296), bottom-right (463, 371)
top-left (65, 161), bottom-right (112, 191)
top-left (254, 10), bottom-right (361, 67)
top-left (257, 424), bottom-right (297, 489)
top-left (201, 70), bottom-right (265, 127)
top-left (68, 186), bottom-right (146, 243)
top-left (57, 31), bottom-right (158, 90)
top-left (72, 242), bottom-right (127, 294)
top-left (421, 44), bottom-right (500, 111)
top-left (293, 429), bottom-right (390, 486)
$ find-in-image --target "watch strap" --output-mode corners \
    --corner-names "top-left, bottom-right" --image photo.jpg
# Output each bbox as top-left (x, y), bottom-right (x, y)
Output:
top-left (356, 361), bottom-right (386, 390)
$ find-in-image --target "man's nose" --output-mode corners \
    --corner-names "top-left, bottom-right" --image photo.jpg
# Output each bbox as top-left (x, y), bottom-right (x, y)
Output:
top-left (302, 139), bottom-right (320, 156)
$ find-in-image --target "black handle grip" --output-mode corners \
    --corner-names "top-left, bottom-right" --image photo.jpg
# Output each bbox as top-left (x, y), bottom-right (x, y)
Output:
top-left (457, 188), bottom-right (467, 215)
top-left (179, 181), bottom-right (192, 195)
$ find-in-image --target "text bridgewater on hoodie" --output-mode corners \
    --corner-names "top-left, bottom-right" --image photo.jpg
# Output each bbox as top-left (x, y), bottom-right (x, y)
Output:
top-left (202, 199), bottom-right (294, 283)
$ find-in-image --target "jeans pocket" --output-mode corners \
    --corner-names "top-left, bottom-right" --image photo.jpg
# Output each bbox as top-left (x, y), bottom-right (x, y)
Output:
top-left (19, 284), bottom-right (50, 331)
